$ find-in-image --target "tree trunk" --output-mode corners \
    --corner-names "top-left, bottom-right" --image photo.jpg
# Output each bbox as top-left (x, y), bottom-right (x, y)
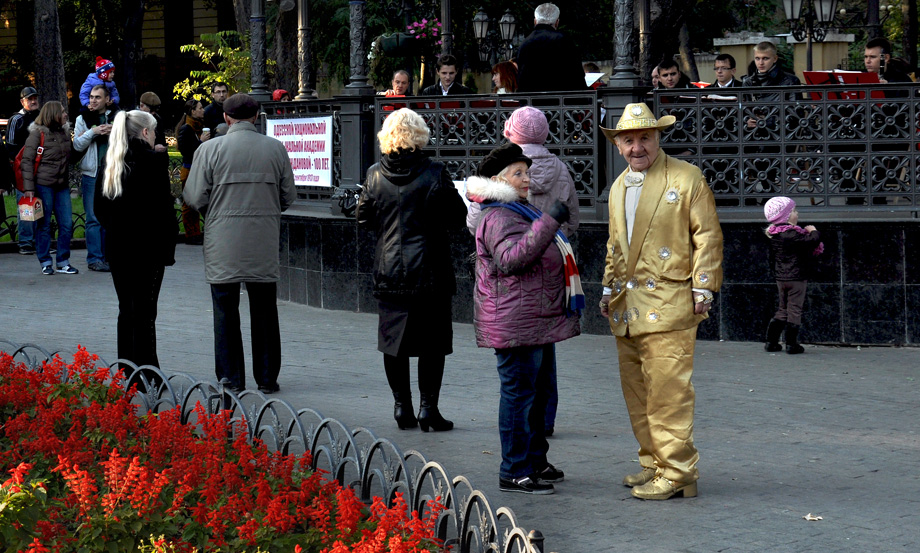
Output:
top-left (33, 0), bottom-right (67, 105)
top-left (233, 0), bottom-right (253, 38)
top-left (271, 6), bottom-right (298, 91)
top-left (678, 22), bottom-right (698, 81)
top-left (903, 0), bottom-right (918, 71)
top-left (644, 0), bottom-right (695, 75)
top-left (120, 0), bottom-right (147, 109)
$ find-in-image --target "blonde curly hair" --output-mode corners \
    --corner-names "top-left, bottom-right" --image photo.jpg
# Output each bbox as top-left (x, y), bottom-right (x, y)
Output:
top-left (377, 108), bottom-right (430, 154)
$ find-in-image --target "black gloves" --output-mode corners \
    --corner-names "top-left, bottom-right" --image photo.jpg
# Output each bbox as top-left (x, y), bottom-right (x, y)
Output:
top-left (546, 201), bottom-right (570, 225)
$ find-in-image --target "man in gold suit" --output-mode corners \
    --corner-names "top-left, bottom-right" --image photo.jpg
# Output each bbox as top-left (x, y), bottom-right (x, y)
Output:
top-left (599, 103), bottom-right (723, 500)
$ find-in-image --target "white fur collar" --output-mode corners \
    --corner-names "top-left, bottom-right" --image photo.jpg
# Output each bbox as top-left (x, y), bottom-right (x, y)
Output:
top-left (465, 175), bottom-right (519, 203)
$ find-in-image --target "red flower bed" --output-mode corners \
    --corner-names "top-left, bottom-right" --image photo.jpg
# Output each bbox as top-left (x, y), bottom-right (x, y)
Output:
top-left (0, 348), bottom-right (443, 552)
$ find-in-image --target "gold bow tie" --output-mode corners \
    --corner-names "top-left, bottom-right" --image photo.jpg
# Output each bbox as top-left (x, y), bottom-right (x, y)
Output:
top-left (624, 172), bottom-right (645, 188)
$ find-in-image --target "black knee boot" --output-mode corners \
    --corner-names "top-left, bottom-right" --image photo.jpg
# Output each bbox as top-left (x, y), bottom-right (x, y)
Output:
top-left (417, 354), bottom-right (453, 432)
top-left (785, 324), bottom-right (805, 354)
top-left (765, 319), bottom-right (785, 352)
top-left (384, 354), bottom-right (418, 429)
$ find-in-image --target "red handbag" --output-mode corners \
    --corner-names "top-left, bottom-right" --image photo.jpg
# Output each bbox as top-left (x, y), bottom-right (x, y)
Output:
top-left (12, 131), bottom-right (45, 192)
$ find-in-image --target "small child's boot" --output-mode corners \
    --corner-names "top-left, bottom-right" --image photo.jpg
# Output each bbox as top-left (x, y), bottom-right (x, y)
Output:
top-left (765, 319), bottom-right (785, 352)
top-left (785, 324), bottom-right (805, 354)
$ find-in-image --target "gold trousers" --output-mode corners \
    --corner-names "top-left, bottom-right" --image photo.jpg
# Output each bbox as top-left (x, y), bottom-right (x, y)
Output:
top-left (616, 326), bottom-right (699, 483)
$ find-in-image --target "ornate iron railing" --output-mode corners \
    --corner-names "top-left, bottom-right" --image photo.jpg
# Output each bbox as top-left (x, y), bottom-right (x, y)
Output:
top-left (0, 340), bottom-right (547, 553)
top-left (653, 83), bottom-right (920, 214)
top-left (374, 93), bottom-right (600, 209)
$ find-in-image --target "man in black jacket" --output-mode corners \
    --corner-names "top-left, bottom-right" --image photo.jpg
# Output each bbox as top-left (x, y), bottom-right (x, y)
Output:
top-left (864, 37), bottom-right (913, 84)
top-left (705, 54), bottom-right (742, 89)
top-left (420, 55), bottom-right (472, 96)
top-left (742, 41), bottom-right (800, 87)
top-left (516, 3), bottom-right (587, 93)
top-left (5, 87), bottom-right (40, 255)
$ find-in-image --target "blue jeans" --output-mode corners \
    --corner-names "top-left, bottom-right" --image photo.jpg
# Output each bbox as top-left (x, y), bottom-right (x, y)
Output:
top-left (544, 344), bottom-right (558, 430)
top-left (495, 344), bottom-right (555, 479)
top-left (14, 188), bottom-right (35, 248)
top-left (34, 185), bottom-right (72, 267)
top-left (82, 174), bottom-right (106, 264)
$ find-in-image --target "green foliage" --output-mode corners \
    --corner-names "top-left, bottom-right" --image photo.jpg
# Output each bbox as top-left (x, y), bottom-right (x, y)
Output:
top-left (0, 472), bottom-right (50, 551)
top-left (173, 31), bottom-right (274, 101)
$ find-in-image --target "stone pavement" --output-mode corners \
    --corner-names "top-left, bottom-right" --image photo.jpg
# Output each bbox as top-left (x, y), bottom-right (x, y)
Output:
top-left (2, 245), bottom-right (919, 553)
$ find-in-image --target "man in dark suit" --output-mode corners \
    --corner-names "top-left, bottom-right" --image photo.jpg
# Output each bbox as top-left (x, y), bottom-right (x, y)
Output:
top-left (420, 55), bottom-right (473, 96)
top-left (516, 3), bottom-right (586, 92)
top-left (705, 54), bottom-right (742, 89)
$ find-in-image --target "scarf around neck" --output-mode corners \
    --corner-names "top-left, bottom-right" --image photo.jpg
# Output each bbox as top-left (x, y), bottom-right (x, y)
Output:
top-left (768, 223), bottom-right (824, 256)
top-left (483, 201), bottom-right (585, 315)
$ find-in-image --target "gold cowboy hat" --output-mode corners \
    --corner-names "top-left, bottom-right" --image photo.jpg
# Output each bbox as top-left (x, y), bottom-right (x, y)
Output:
top-left (600, 103), bottom-right (676, 143)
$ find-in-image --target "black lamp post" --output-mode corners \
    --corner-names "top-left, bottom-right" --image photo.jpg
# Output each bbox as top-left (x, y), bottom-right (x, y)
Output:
top-left (783, 0), bottom-right (838, 71)
top-left (473, 8), bottom-right (516, 66)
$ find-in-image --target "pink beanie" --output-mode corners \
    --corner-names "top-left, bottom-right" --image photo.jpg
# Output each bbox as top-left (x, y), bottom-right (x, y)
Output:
top-left (764, 196), bottom-right (795, 224)
top-left (503, 106), bottom-right (549, 145)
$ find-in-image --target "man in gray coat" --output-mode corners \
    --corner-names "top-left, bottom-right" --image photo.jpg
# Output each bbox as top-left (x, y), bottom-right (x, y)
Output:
top-left (184, 94), bottom-right (296, 394)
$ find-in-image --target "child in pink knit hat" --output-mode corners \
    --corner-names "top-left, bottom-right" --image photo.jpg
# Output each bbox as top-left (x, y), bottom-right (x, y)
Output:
top-left (763, 196), bottom-right (823, 354)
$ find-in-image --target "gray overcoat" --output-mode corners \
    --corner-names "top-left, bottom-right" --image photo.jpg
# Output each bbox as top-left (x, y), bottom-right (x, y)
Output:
top-left (184, 121), bottom-right (296, 284)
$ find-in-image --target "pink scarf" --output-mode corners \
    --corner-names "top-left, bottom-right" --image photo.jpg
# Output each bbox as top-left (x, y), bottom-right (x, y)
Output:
top-left (768, 224), bottom-right (824, 256)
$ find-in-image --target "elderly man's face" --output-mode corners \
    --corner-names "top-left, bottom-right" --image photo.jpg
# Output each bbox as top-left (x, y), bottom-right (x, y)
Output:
top-left (659, 67), bottom-right (680, 89)
top-left (754, 51), bottom-right (777, 74)
top-left (392, 73), bottom-right (409, 95)
top-left (21, 96), bottom-right (39, 112)
top-left (616, 129), bottom-right (660, 172)
top-left (438, 65), bottom-right (457, 88)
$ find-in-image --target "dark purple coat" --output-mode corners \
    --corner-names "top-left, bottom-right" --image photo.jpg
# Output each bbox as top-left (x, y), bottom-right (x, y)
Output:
top-left (467, 175), bottom-right (580, 349)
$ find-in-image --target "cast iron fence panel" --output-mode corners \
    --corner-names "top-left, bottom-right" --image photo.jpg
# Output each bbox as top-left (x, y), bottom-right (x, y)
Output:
top-left (263, 100), bottom-right (343, 201)
top-left (653, 83), bottom-right (920, 212)
top-left (0, 340), bottom-right (546, 553)
top-left (375, 92), bottom-right (600, 208)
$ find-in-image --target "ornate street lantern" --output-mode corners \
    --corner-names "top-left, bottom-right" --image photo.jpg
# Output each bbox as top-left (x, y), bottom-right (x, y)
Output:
top-left (499, 10), bottom-right (516, 42)
top-left (473, 9), bottom-right (489, 41)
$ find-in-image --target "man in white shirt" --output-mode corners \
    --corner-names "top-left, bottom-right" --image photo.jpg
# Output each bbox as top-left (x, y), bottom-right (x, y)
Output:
top-left (705, 54), bottom-right (741, 88)
top-left (420, 55), bottom-right (472, 96)
top-left (599, 103), bottom-right (723, 501)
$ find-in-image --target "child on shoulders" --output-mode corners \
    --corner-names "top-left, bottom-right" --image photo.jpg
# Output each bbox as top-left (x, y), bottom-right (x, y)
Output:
top-left (79, 57), bottom-right (120, 109)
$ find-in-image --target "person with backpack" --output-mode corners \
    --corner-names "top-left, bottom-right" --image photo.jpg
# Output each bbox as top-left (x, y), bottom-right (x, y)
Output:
top-left (21, 101), bottom-right (75, 275)
top-left (5, 87), bottom-right (40, 255)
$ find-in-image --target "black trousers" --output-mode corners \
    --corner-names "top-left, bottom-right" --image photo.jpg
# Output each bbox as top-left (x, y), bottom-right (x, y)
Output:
top-left (111, 264), bottom-right (166, 370)
top-left (210, 282), bottom-right (281, 390)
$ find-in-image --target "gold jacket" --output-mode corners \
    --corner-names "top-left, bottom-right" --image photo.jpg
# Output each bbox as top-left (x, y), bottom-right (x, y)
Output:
top-left (603, 153), bottom-right (723, 337)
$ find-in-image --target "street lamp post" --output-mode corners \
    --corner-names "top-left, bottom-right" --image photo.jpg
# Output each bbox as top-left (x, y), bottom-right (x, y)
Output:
top-left (783, 0), bottom-right (838, 71)
top-left (472, 8), bottom-right (516, 67)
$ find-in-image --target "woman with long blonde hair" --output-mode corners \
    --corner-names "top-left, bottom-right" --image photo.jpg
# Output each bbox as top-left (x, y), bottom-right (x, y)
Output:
top-left (96, 110), bottom-right (178, 373)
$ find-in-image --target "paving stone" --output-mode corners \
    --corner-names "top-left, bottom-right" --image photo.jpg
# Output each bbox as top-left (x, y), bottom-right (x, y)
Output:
top-left (2, 246), bottom-right (919, 552)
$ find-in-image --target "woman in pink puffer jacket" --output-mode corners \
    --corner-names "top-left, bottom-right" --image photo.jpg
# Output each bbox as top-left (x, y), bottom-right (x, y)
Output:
top-left (467, 143), bottom-right (581, 496)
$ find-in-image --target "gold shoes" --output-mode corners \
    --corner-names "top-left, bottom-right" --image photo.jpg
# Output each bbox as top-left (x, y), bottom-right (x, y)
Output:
top-left (631, 476), bottom-right (698, 500)
top-left (622, 467), bottom-right (658, 487)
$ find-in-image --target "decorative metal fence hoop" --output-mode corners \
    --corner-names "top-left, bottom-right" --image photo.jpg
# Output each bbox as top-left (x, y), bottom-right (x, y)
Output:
top-left (0, 340), bottom-right (547, 553)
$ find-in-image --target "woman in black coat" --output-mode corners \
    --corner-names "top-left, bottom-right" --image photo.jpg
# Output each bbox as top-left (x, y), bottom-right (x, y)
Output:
top-left (96, 110), bottom-right (178, 374)
top-left (356, 108), bottom-right (467, 431)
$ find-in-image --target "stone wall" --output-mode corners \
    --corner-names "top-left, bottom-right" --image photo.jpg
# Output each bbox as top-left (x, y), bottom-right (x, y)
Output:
top-left (279, 214), bottom-right (920, 345)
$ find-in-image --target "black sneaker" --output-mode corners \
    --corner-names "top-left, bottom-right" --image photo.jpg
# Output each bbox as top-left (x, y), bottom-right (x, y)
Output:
top-left (56, 264), bottom-right (79, 275)
top-left (19, 246), bottom-right (36, 255)
top-left (41, 266), bottom-right (54, 276)
top-left (499, 475), bottom-right (554, 495)
top-left (535, 463), bottom-right (565, 484)
top-left (258, 383), bottom-right (280, 394)
top-left (88, 261), bottom-right (111, 272)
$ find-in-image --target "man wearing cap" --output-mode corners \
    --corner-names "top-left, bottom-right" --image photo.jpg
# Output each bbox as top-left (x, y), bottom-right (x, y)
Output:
top-left (4, 86), bottom-right (40, 255)
top-left (599, 103), bottom-right (723, 500)
top-left (184, 93), bottom-right (296, 395)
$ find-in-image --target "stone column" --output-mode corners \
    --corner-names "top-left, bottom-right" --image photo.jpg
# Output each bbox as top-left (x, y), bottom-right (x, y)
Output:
top-left (345, 0), bottom-right (374, 94)
top-left (249, 0), bottom-right (270, 101)
top-left (610, 0), bottom-right (639, 85)
top-left (295, 0), bottom-right (315, 99)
